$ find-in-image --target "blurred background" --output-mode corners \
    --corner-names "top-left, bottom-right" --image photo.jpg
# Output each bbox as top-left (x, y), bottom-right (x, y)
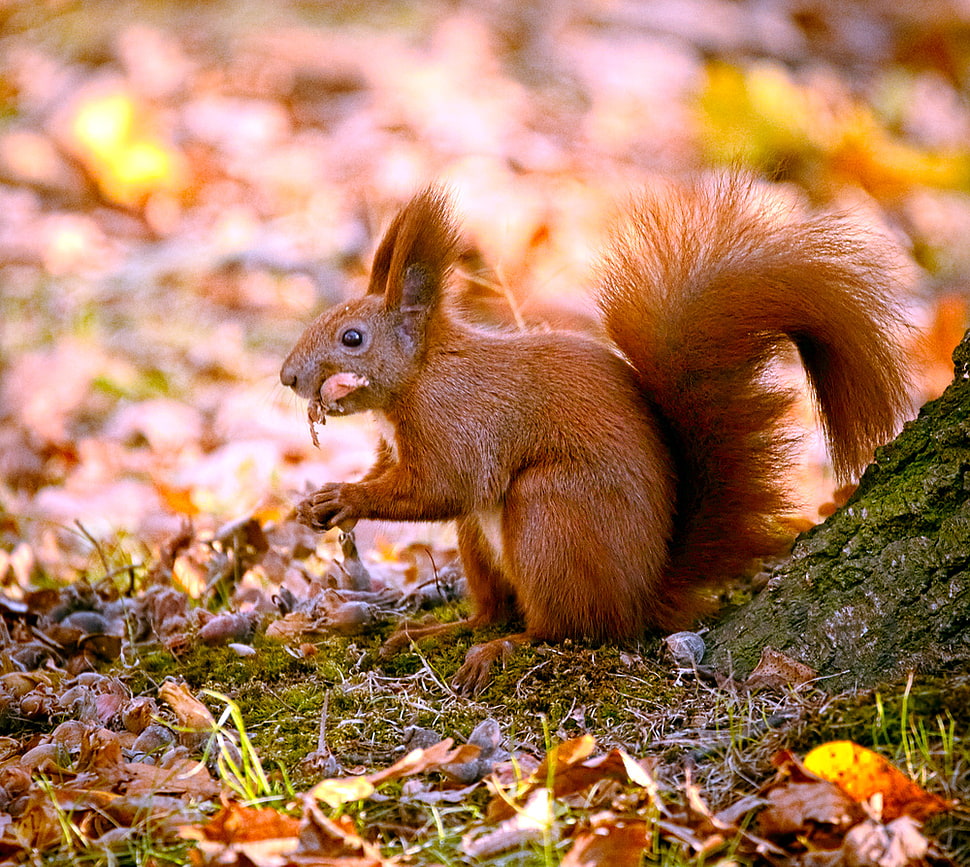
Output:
top-left (1, 0), bottom-right (968, 581)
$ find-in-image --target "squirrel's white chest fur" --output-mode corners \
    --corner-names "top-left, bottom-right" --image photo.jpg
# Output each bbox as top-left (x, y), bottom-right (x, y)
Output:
top-left (474, 507), bottom-right (505, 565)
top-left (370, 410), bottom-right (399, 462)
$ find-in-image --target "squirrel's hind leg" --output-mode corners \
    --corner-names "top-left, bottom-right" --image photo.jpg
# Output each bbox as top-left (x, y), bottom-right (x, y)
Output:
top-left (380, 616), bottom-right (470, 658)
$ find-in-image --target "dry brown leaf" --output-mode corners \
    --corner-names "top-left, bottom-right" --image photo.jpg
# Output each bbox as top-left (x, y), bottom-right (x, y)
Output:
top-left (158, 681), bottom-right (216, 733)
top-left (489, 737), bottom-right (656, 822)
top-left (463, 788), bottom-right (555, 859)
top-left (9, 789), bottom-right (75, 852)
top-left (198, 611), bottom-right (257, 645)
top-left (125, 757), bottom-right (221, 799)
top-left (758, 779), bottom-right (862, 837)
top-left (185, 799), bottom-right (302, 844)
top-left (367, 738), bottom-right (480, 785)
top-left (295, 795), bottom-right (388, 863)
top-left (74, 726), bottom-right (126, 784)
top-left (745, 646), bottom-right (817, 689)
top-left (180, 800), bottom-right (302, 866)
top-left (50, 784), bottom-right (118, 813)
top-left (561, 815), bottom-right (649, 867)
top-left (187, 836), bottom-right (299, 867)
top-left (667, 776), bottom-right (783, 859)
top-left (842, 815), bottom-right (930, 867)
top-left (264, 611), bottom-right (315, 641)
top-left (307, 738), bottom-right (482, 809)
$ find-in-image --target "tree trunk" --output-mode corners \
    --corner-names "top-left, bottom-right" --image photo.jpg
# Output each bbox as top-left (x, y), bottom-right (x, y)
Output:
top-left (706, 331), bottom-right (970, 690)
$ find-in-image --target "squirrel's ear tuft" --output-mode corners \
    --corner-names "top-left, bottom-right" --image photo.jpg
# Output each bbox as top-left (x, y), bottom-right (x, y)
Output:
top-left (366, 185), bottom-right (459, 312)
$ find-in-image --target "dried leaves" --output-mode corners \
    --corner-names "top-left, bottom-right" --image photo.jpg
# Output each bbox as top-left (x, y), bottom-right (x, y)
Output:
top-left (0, 2), bottom-right (967, 865)
top-left (0, 616), bottom-right (956, 867)
top-left (758, 747), bottom-right (953, 866)
top-left (0, 491), bottom-right (961, 864)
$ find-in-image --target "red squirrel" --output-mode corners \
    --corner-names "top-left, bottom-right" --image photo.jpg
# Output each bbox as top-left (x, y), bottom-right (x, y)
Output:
top-left (280, 175), bottom-right (911, 693)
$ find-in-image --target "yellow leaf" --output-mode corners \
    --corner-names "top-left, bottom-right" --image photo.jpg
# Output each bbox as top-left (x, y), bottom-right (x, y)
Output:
top-left (309, 775), bottom-right (375, 809)
top-left (69, 89), bottom-right (187, 206)
top-left (72, 92), bottom-right (134, 152)
top-left (803, 741), bottom-right (948, 821)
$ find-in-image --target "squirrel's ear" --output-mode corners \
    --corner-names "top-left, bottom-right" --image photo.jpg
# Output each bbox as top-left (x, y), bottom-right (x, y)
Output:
top-left (366, 213), bottom-right (399, 297)
top-left (400, 263), bottom-right (434, 312)
top-left (369, 186), bottom-right (458, 313)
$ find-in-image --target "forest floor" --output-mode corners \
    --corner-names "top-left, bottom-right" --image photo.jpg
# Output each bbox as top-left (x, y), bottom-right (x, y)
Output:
top-left (1, 1), bottom-right (969, 863)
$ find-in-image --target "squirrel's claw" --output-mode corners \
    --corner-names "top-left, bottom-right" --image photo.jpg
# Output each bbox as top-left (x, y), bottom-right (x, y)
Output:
top-left (296, 483), bottom-right (355, 532)
top-left (451, 634), bottom-right (528, 696)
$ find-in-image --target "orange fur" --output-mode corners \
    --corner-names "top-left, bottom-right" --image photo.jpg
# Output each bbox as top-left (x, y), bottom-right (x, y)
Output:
top-left (281, 178), bottom-right (911, 692)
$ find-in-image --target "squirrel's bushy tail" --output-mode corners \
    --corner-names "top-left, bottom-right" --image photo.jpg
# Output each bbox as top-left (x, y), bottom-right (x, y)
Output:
top-left (598, 174), bottom-right (912, 589)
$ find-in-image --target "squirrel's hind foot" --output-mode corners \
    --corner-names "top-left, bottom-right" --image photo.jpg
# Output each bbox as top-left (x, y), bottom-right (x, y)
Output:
top-left (451, 633), bottom-right (531, 696)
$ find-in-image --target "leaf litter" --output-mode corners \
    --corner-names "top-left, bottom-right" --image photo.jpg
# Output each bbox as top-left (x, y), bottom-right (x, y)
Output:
top-left (0, 502), bottom-right (961, 864)
top-left (0, 0), bottom-right (968, 863)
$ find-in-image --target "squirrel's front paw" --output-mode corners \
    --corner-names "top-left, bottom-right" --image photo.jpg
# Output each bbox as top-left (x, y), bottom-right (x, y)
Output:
top-left (296, 483), bottom-right (359, 532)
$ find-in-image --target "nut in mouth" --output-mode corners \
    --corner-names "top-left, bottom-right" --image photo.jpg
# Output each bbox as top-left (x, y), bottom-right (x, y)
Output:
top-left (305, 372), bottom-right (370, 447)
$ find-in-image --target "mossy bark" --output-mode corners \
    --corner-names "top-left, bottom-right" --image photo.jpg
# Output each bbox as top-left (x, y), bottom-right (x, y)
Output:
top-left (706, 331), bottom-right (970, 690)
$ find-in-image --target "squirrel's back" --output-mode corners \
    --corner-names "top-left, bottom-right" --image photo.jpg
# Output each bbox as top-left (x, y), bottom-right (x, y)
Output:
top-left (597, 174), bottom-right (911, 594)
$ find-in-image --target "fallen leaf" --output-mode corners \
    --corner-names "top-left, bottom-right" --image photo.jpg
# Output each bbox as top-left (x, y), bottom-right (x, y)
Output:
top-left (463, 788), bottom-right (555, 859)
top-left (745, 646), bottom-right (817, 689)
top-left (74, 727), bottom-right (126, 784)
top-left (842, 815), bottom-right (930, 867)
top-left (295, 795), bottom-right (388, 862)
top-left (309, 775), bottom-right (376, 809)
top-left (180, 800), bottom-right (301, 866)
top-left (489, 737), bottom-right (657, 821)
top-left (367, 738), bottom-right (480, 785)
top-left (67, 84), bottom-right (188, 207)
top-left (185, 800), bottom-right (301, 844)
top-left (758, 778), bottom-right (861, 837)
top-left (561, 815), bottom-right (649, 867)
top-left (265, 611), bottom-right (316, 641)
top-left (158, 681), bottom-right (216, 733)
top-left (803, 741), bottom-right (949, 821)
top-left (125, 757), bottom-right (222, 799)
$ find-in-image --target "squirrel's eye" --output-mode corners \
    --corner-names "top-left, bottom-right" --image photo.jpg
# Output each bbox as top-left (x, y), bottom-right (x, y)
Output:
top-left (341, 328), bottom-right (364, 348)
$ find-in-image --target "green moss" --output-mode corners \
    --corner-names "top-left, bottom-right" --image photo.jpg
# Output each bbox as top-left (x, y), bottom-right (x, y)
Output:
top-left (108, 608), bottom-right (970, 861)
top-left (790, 672), bottom-right (970, 752)
top-left (115, 612), bottom-right (701, 789)
top-left (101, 610), bottom-right (970, 862)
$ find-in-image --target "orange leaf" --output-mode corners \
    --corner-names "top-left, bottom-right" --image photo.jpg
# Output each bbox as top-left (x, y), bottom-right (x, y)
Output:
top-left (532, 734), bottom-right (597, 788)
top-left (562, 818), bottom-right (649, 867)
top-left (186, 801), bottom-right (301, 844)
top-left (154, 481), bottom-right (200, 517)
top-left (488, 738), bottom-right (659, 823)
top-left (803, 741), bottom-right (949, 821)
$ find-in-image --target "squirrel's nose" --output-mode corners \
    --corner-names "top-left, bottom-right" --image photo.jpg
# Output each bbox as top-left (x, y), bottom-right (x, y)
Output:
top-left (280, 353), bottom-right (317, 398)
top-left (280, 354), bottom-right (306, 391)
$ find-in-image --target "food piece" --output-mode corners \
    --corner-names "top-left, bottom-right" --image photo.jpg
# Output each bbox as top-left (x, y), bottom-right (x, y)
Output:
top-left (320, 372), bottom-right (369, 407)
top-left (307, 399), bottom-right (325, 447)
top-left (305, 373), bottom-right (369, 447)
